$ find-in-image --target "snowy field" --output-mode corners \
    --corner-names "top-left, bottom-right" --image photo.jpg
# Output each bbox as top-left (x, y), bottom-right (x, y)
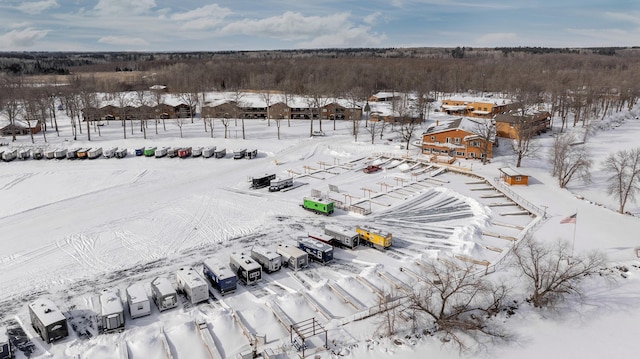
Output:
top-left (1, 102), bottom-right (640, 359)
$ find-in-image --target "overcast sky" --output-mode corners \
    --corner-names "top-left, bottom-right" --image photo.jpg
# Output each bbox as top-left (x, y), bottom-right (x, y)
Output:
top-left (0, 0), bottom-right (638, 51)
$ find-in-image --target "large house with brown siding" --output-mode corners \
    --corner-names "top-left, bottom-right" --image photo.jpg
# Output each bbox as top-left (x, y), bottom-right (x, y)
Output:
top-left (494, 111), bottom-right (551, 139)
top-left (441, 97), bottom-right (517, 119)
top-left (421, 117), bottom-right (495, 161)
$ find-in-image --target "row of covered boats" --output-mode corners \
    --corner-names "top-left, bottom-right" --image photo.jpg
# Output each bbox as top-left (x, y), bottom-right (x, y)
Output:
top-left (0, 146), bottom-right (228, 161)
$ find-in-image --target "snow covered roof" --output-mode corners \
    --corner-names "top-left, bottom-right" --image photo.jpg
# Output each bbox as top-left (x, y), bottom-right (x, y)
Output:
top-left (0, 326), bottom-right (8, 343)
top-left (203, 258), bottom-right (235, 280)
top-left (499, 167), bottom-right (528, 177)
top-left (251, 246), bottom-right (280, 259)
top-left (176, 267), bottom-right (207, 288)
top-left (425, 117), bottom-right (493, 137)
top-left (126, 283), bottom-right (149, 304)
top-left (29, 298), bottom-right (66, 326)
top-left (151, 277), bottom-right (175, 296)
top-left (442, 95), bottom-right (514, 105)
top-left (100, 289), bottom-right (124, 316)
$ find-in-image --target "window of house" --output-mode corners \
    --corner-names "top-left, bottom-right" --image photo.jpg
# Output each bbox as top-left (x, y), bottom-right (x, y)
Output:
top-left (445, 137), bottom-right (450, 143)
top-left (470, 152), bottom-right (476, 158)
top-left (515, 176), bottom-right (521, 182)
top-left (430, 136), bottom-right (435, 141)
top-left (440, 149), bottom-right (449, 154)
top-left (456, 151), bottom-right (465, 156)
top-left (454, 137), bottom-right (460, 144)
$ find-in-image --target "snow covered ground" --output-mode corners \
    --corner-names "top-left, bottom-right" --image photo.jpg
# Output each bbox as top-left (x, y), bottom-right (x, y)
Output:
top-left (1, 99), bottom-right (640, 359)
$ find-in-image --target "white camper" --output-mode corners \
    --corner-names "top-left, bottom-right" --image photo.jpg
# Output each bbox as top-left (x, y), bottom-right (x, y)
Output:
top-left (126, 283), bottom-right (151, 319)
top-left (0, 326), bottom-right (11, 359)
top-left (276, 244), bottom-right (309, 271)
top-left (202, 146), bottom-right (216, 158)
top-left (229, 253), bottom-right (262, 285)
top-left (88, 147), bottom-right (103, 159)
top-left (176, 267), bottom-right (209, 305)
top-left (115, 148), bottom-right (128, 158)
top-left (324, 224), bottom-right (359, 249)
top-left (28, 298), bottom-right (69, 344)
top-left (99, 289), bottom-right (125, 333)
top-left (268, 177), bottom-right (293, 192)
top-left (250, 246), bottom-right (282, 273)
top-left (155, 147), bottom-right (169, 158)
top-left (151, 277), bottom-right (178, 312)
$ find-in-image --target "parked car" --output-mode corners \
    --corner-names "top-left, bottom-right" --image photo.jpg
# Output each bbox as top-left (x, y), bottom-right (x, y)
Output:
top-left (363, 165), bottom-right (382, 173)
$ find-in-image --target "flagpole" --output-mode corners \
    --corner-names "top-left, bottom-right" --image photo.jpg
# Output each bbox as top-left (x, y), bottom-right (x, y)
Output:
top-left (571, 209), bottom-right (578, 258)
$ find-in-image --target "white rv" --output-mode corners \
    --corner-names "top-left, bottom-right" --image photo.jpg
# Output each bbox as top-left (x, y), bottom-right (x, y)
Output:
top-left (103, 147), bottom-right (117, 158)
top-left (250, 246), bottom-right (282, 273)
top-left (88, 147), bottom-right (103, 159)
top-left (268, 177), bottom-right (293, 192)
top-left (151, 277), bottom-right (178, 312)
top-left (202, 146), bottom-right (216, 158)
top-left (229, 253), bottom-right (262, 285)
top-left (176, 267), bottom-right (209, 305)
top-left (99, 289), bottom-right (125, 333)
top-left (276, 244), bottom-right (309, 271)
top-left (126, 283), bottom-right (151, 319)
top-left (324, 225), bottom-right (359, 249)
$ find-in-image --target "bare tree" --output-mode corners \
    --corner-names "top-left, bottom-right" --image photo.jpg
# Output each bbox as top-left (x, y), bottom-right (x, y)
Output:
top-left (602, 148), bottom-right (640, 213)
top-left (408, 260), bottom-right (511, 351)
top-left (511, 237), bottom-right (607, 308)
top-left (365, 119), bottom-right (384, 144)
top-left (175, 118), bottom-right (186, 138)
top-left (114, 92), bottom-right (130, 140)
top-left (550, 133), bottom-right (592, 188)
top-left (471, 118), bottom-right (496, 164)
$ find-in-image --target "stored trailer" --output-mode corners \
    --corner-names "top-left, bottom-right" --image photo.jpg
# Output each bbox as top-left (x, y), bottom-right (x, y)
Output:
top-left (134, 147), bottom-right (144, 156)
top-left (176, 267), bottom-right (209, 305)
top-left (245, 149), bottom-right (258, 159)
top-left (115, 148), bottom-right (128, 158)
top-left (28, 298), bottom-right (68, 344)
top-left (251, 173), bottom-right (276, 189)
top-left (268, 177), bottom-right (293, 192)
top-left (167, 147), bottom-right (179, 158)
top-left (324, 225), bottom-right (359, 249)
top-left (18, 149), bottom-right (30, 160)
top-left (143, 147), bottom-right (157, 157)
top-left (202, 258), bottom-right (237, 295)
top-left (233, 149), bottom-right (246, 159)
top-left (98, 289), bottom-right (125, 334)
top-left (33, 148), bottom-right (43, 160)
top-left (151, 277), bottom-right (178, 312)
top-left (214, 148), bottom-right (226, 158)
top-left (229, 253), bottom-right (262, 285)
top-left (178, 147), bottom-right (192, 158)
top-left (276, 244), bottom-right (308, 271)
top-left (192, 147), bottom-right (203, 157)
top-left (76, 148), bottom-right (89, 159)
top-left (54, 149), bottom-right (67, 159)
top-left (1, 150), bottom-right (17, 162)
top-left (126, 283), bottom-right (151, 319)
top-left (103, 147), bottom-right (117, 158)
top-left (88, 147), bottom-right (103, 159)
top-left (356, 225), bottom-right (392, 250)
top-left (202, 146), bottom-right (216, 158)
top-left (45, 149), bottom-right (56, 159)
top-left (250, 246), bottom-right (282, 273)
top-left (154, 147), bottom-right (168, 158)
top-left (66, 148), bottom-right (79, 159)
top-left (301, 197), bottom-right (334, 216)
top-left (297, 237), bottom-right (333, 264)
top-left (0, 326), bottom-right (12, 359)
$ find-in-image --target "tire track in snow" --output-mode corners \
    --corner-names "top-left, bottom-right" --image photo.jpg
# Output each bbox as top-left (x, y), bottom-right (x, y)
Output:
top-left (0, 173), bottom-right (34, 190)
top-left (59, 233), bottom-right (111, 272)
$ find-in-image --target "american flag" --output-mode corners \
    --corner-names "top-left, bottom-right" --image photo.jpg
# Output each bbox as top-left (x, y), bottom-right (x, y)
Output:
top-left (560, 213), bottom-right (577, 224)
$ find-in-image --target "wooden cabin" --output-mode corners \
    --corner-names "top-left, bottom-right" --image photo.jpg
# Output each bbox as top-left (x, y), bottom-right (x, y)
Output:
top-left (499, 167), bottom-right (529, 185)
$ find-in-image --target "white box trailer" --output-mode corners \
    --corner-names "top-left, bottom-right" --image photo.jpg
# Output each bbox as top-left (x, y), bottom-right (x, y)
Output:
top-left (155, 147), bottom-right (168, 158)
top-left (268, 177), bottom-right (293, 192)
top-left (176, 267), bottom-right (209, 305)
top-left (115, 148), bottom-right (128, 158)
top-left (1, 150), bottom-right (17, 162)
top-left (18, 148), bottom-right (30, 160)
top-left (28, 298), bottom-right (69, 344)
top-left (99, 289), bottom-right (125, 333)
top-left (192, 147), bottom-right (203, 157)
top-left (202, 146), bottom-right (216, 158)
top-left (151, 277), bottom-right (178, 312)
top-left (103, 147), bottom-right (117, 158)
top-left (250, 246), bottom-right (282, 273)
top-left (33, 148), bottom-right (44, 160)
top-left (45, 149), bottom-right (56, 159)
top-left (229, 253), bottom-right (262, 285)
top-left (276, 244), bottom-right (308, 271)
top-left (88, 147), bottom-right (103, 159)
top-left (126, 283), bottom-right (151, 319)
top-left (324, 224), bottom-right (359, 249)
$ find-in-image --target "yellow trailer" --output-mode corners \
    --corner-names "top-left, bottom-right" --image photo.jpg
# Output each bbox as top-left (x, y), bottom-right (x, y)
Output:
top-left (355, 225), bottom-right (392, 249)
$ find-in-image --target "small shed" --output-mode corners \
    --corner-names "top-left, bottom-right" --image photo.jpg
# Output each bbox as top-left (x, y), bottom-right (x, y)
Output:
top-left (499, 167), bottom-right (529, 186)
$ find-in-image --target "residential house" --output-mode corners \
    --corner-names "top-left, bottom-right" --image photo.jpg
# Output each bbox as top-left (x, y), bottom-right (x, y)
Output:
top-left (0, 121), bottom-right (42, 136)
top-left (421, 117), bottom-right (495, 161)
top-left (494, 111), bottom-right (551, 139)
top-left (441, 97), bottom-right (517, 119)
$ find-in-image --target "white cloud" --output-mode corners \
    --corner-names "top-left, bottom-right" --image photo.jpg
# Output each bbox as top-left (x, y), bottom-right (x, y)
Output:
top-left (171, 4), bottom-right (232, 30)
top-left (217, 12), bottom-right (349, 40)
top-left (94, 0), bottom-right (156, 15)
top-left (16, 0), bottom-right (59, 14)
top-left (98, 35), bottom-right (149, 47)
top-left (566, 28), bottom-right (637, 46)
top-left (301, 26), bottom-right (386, 48)
top-left (364, 12), bottom-right (381, 25)
top-left (604, 12), bottom-right (640, 26)
top-left (474, 32), bottom-right (517, 46)
top-left (0, 27), bottom-right (49, 48)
